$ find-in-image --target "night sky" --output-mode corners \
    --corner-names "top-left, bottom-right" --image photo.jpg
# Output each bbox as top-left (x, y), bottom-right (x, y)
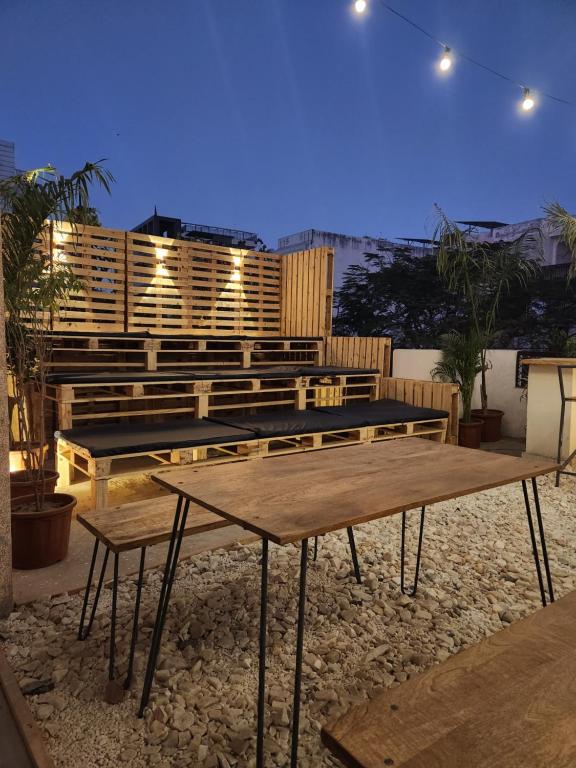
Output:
top-left (1, 0), bottom-right (575, 266)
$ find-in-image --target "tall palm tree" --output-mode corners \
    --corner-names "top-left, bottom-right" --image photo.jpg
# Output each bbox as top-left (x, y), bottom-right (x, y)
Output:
top-left (434, 207), bottom-right (540, 411)
top-left (0, 162), bottom-right (113, 508)
top-left (544, 202), bottom-right (576, 278)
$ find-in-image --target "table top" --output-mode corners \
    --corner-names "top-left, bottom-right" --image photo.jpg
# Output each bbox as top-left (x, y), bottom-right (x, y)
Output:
top-left (321, 590), bottom-right (576, 768)
top-left (523, 357), bottom-right (576, 367)
top-left (151, 439), bottom-right (557, 545)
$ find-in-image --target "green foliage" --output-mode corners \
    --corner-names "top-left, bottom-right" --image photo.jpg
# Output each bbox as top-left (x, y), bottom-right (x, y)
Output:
top-left (544, 202), bottom-right (576, 279)
top-left (431, 330), bottom-right (484, 422)
top-left (434, 207), bottom-right (540, 410)
top-left (0, 162), bottom-right (113, 493)
top-left (64, 205), bottom-right (102, 227)
top-left (334, 250), bottom-right (465, 346)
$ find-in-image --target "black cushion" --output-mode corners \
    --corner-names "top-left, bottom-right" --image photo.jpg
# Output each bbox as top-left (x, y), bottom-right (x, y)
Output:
top-left (207, 409), bottom-right (366, 438)
top-left (47, 371), bottom-right (199, 385)
top-left (191, 366), bottom-right (302, 380)
top-left (47, 330), bottom-right (147, 338)
top-left (314, 399), bottom-right (449, 426)
top-left (57, 419), bottom-right (256, 458)
top-left (298, 366), bottom-right (378, 376)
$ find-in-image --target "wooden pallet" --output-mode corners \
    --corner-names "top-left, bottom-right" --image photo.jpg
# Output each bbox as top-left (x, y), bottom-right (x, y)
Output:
top-left (46, 371), bottom-right (380, 429)
top-left (56, 416), bottom-right (447, 510)
top-left (44, 334), bottom-right (323, 373)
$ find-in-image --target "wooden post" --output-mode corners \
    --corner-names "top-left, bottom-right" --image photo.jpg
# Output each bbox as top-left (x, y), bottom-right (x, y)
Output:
top-left (0, 216), bottom-right (13, 617)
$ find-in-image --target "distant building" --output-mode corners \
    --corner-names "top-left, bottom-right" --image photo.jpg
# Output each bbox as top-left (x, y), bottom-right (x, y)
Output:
top-left (276, 228), bottom-right (432, 285)
top-left (462, 218), bottom-right (572, 279)
top-left (0, 139), bottom-right (19, 181)
top-left (132, 210), bottom-right (262, 250)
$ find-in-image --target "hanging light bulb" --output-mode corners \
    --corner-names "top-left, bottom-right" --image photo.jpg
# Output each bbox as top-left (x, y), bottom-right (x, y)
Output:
top-left (521, 87), bottom-right (535, 111)
top-left (439, 47), bottom-right (453, 72)
top-left (354, 0), bottom-right (367, 14)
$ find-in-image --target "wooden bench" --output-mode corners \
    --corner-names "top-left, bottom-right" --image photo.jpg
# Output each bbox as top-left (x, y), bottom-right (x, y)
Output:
top-left (57, 404), bottom-right (449, 510)
top-left (76, 496), bottom-right (254, 697)
top-left (0, 649), bottom-right (55, 768)
top-left (321, 590), bottom-right (576, 768)
top-left (46, 367), bottom-right (380, 430)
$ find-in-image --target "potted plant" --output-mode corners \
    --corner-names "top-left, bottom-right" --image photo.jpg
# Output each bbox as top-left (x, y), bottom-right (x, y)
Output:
top-left (434, 208), bottom-right (539, 442)
top-left (1, 162), bottom-right (112, 569)
top-left (432, 330), bottom-right (485, 448)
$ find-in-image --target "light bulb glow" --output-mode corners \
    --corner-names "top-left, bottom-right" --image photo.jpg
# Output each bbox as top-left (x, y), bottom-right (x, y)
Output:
top-left (439, 47), bottom-right (452, 72)
top-left (521, 88), bottom-right (535, 111)
top-left (354, 0), bottom-right (367, 14)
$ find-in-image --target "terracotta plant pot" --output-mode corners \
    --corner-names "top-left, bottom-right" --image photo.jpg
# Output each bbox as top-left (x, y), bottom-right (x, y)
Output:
top-left (11, 492), bottom-right (76, 569)
top-left (471, 409), bottom-right (504, 443)
top-left (10, 469), bottom-right (59, 500)
top-left (458, 418), bottom-right (484, 449)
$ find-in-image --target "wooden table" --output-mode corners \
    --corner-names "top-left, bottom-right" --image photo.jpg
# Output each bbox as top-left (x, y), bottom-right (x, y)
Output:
top-left (143, 438), bottom-right (557, 767)
top-left (321, 590), bottom-right (576, 768)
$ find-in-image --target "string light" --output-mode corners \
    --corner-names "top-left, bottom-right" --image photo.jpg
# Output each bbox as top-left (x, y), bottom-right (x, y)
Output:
top-left (360, 1), bottom-right (574, 113)
top-left (521, 87), bottom-right (535, 111)
top-left (438, 47), bottom-right (452, 72)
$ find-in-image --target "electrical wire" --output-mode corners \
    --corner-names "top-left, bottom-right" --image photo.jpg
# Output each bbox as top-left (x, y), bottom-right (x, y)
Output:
top-left (377, 0), bottom-right (575, 108)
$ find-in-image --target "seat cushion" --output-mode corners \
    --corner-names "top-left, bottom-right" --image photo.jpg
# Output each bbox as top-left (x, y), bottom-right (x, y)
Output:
top-left (207, 409), bottom-right (366, 438)
top-left (298, 366), bottom-right (378, 376)
top-left (314, 399), bottom-right (449, 426)
top-left (47, 371), bottom-right (198, 385)
top-left (57, 419), bottom-right (256, 458)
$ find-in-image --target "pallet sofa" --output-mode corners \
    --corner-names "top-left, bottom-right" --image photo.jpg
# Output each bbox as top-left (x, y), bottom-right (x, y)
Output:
top-left (45, 366), bottom-right (380, 429)
top-left (56, 398), bottom-right (450, 510)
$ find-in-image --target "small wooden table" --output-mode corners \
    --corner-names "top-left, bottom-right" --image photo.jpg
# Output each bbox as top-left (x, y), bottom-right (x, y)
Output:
top-left (143, 439), bottom-right (557, 767)
top-left (321, 590), bottom-right (576, 768)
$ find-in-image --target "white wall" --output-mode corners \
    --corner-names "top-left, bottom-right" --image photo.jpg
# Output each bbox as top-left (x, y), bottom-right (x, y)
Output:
top-left (392, 348), bottom-right (526, 439)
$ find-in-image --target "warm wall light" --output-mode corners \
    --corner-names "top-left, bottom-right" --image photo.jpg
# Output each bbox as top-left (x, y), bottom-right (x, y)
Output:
top-left (156, 263), bottom-right (168, 276)
top-left (354, 0), bottom-right (367, 13)
top-left (233, 255), bottom-right (242, 267)
top-left (231, 270), bottom-right (241, 282)
top-left (439, 47), bottom-right (453, 72)
top-left (156, 247), bottom-right (167, 260)
top-left (521, 87), bottom-right (535, 111)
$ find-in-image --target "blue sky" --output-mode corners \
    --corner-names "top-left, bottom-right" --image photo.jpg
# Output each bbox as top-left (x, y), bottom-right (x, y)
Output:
top-left (1, 0), bottom-right (575, 267)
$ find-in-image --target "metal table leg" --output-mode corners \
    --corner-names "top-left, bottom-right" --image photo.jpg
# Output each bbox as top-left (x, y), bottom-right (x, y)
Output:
top-left (78, 540), bottom-right (110, 641)
top-left (346, 527), bottom-right (362, 584)
top-left (124, 547), bottom-right (146, 690)
top-left (521, 479), bottom-right (554, 606)
top-left (109, 552), bottom-right (119, 681)
top-left (400, 506), bottom-right (426, 596)
top-left (138, 495), bottom-right (190, 716)
top-left (290, 539), bottom-right (309, 768)
top-left (256, 539), bottom-right (269, 768)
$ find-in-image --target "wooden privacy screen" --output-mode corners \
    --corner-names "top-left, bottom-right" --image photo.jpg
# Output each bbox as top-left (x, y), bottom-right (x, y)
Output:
top-left (280, 248), bottom-right (334, 337)
top-left (44, 223), bottom-right (334, 336)
top-left (325, 337), bottom-right (392, 376)
top-left (381, 376), bottom-right (460, 444)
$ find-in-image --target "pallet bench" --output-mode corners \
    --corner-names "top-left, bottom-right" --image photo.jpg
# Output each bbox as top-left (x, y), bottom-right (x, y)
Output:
top-left (321, 590), bottom-right (576, 768)
top-left (76, 497), bottom-right (250, 693)
top-left (45, 332), bottom-right (323, 372)
top-left (46, 366), bottom-right (380, 429)
top-left (56, 400), bottom-right (449, 509)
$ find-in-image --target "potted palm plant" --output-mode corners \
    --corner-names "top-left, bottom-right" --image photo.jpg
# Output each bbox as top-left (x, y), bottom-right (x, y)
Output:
top-left (1, 162), bottom-right (113, 569)
top-left (434, 208), bottom-right (539, 442)
top-left (432, 330), bottom-right (485, 448)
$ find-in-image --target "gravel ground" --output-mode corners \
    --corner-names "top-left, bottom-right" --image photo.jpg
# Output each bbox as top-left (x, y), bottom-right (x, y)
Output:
top-left (2, 474), bottom-right (576, 768)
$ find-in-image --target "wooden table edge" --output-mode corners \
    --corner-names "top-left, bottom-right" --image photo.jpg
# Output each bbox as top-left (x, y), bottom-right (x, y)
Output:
top-left (151, 462), bottom-right (558, 546)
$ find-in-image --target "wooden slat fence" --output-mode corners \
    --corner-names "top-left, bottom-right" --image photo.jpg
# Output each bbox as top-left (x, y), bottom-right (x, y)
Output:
top-left (280, 248), bottom-right (334, 337)
top-left (380, 376), bottom-right (460, 444)
top-left (325, 336), bottom-right (392, 376)
top-left (45, 223), bottom-right (290, 335)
